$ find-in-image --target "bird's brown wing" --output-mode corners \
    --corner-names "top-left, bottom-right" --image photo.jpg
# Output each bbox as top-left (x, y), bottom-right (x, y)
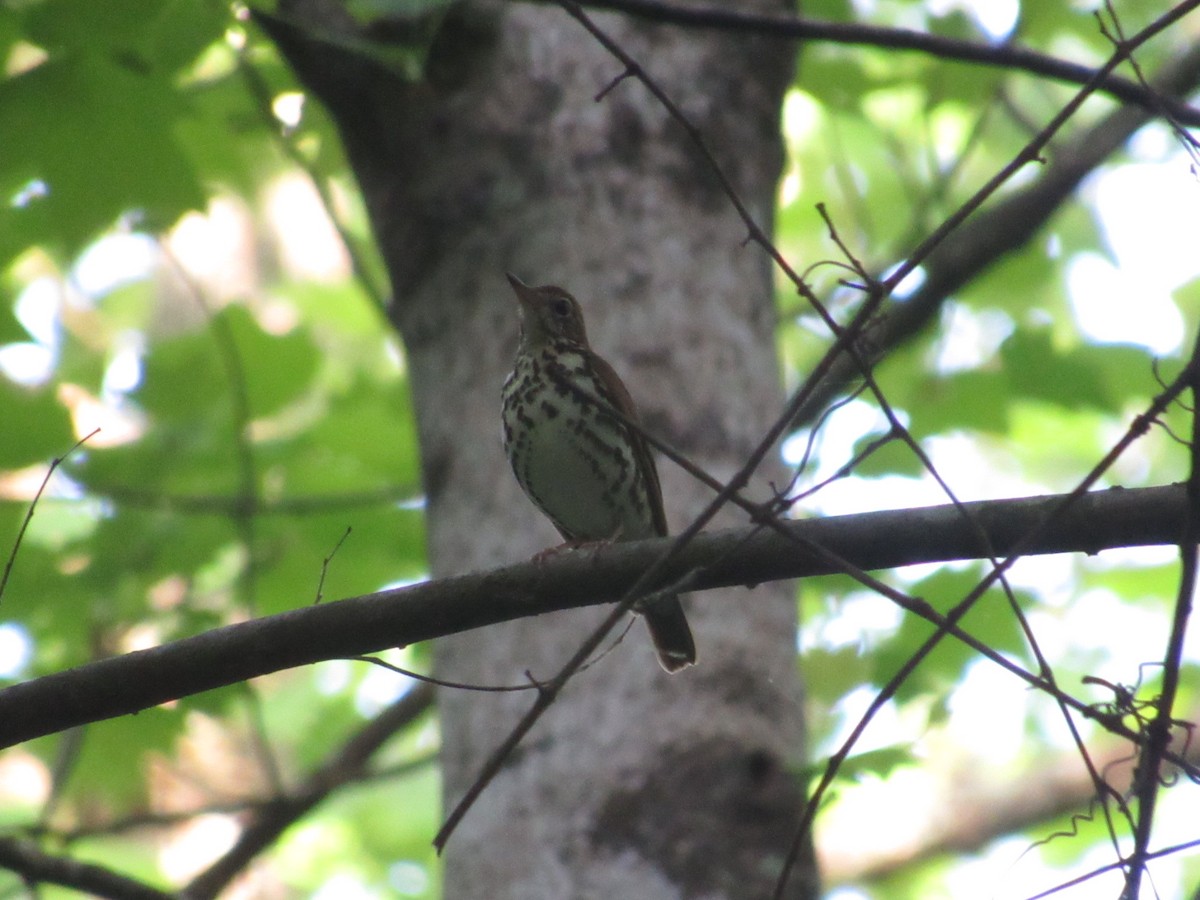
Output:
top-left (587, 351), bottom-right (670, 538)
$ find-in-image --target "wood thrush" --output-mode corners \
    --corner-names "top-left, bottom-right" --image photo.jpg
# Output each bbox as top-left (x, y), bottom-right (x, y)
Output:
top-left (501, 273), bottom-right (697, 672)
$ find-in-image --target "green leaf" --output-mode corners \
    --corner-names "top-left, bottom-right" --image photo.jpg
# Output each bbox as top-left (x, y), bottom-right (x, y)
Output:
top-left (0, 53), bottom-right (206, 259)
top-left (133, 303), bottom-right (319, 434)
top-left (832, 744), bottom-right (915, 783)
top-left (250, 505), bottom-right (426, 616)
top-left (0, 293), bottom-right (26, 344)
top-left (175, 59), bottom-right (281, 200)
top-left (1017, 4), bottom-right (1104, 57)
top-left (301, 377), bottom-right (421, 489)
top-left (872, 565), bottom-right (1026, 701)
top-left (81, 508), bottom-right (238, 621)
top-left (56, 326), bottom-right (111, 395)
top-left (78, 709), bottom-right (182, 806)
top-left (22, 0), bottom-right (228, 74)
top-left (0, 377), bottom-right (74, 468)
top-left (927, 9), bottom-right (977, 41)
top-left (1080, 559), bottom-right (1178, 601)
top-left (800, 644), bottom-right (872, 707)
top-left (914, 370), bottom-right (1011, 435)
top-left (848, 431), bottom-right (925, 478)
top-left (1172, 275), bottom-right (1200, 320)
top-left (135, 305), bottom-right (320, 425)
top-left (223, 305), bottom-right (321, 418)
top-left (1001, 329), bottom-right (1113, 410)
top-left (800, 0), bottom-right (854, 19)
top-left (963, 241), bottom-right (1062, 318)
top-left (1007, 401), bottom-right (1111, 484)
top-left (797, 49), bottom-right (872, 113)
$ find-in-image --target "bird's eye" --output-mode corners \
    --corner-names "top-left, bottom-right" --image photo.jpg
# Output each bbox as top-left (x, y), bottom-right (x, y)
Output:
top-left (551, 298), bottom-right (572, 317)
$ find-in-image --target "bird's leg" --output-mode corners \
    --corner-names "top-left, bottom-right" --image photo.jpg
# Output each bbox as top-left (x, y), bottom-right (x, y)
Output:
top-left (530, 540), bottom-right (587, 563)
top-left (530, 525), bottom-right (626, 563)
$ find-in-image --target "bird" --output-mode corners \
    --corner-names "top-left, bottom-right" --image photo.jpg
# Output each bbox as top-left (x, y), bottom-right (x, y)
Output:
top-left (500, 272), bottom-right (696, 672)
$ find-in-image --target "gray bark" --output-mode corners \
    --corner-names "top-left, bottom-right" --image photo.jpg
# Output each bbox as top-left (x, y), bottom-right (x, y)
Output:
top-left (266, 1), bottom-right (812, 896)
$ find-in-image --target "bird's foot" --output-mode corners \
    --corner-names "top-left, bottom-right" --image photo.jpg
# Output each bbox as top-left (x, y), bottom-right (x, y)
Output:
top-left (530, 537), bottom-right (613, 563)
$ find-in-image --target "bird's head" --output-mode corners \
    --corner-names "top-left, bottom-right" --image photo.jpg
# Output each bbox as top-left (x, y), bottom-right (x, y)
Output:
top-left (506, 273), bottom-right (590, 349)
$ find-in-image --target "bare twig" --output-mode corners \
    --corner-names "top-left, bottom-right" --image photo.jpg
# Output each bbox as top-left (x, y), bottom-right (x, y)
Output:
top-left (83, 483), bottom-right (417, 516)
top-left (562, 0), bottom-right (1200, 126)
top-left (314, 526), bottom-right (353, 604)
top-left (1122, 324), bottom-right (1200, 898)
top-left (0, 429), bottom-right (99, 606)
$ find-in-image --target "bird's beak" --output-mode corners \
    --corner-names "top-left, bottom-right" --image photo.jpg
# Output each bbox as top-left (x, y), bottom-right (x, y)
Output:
top-left (506, 272), bottom-right (532, 302)
top-left (506, 272), bottom-right (536, 317)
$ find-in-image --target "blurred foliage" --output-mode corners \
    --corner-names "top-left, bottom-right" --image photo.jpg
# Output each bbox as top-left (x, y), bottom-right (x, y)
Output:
top-left (0, 0), bottom-right (433, 896)
top-left (0, 0), bottom-right (1196, 898)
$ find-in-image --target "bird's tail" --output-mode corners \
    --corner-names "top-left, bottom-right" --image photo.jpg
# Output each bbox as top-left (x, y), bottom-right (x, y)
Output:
top-left (639, 594), bottom-right (697, 673)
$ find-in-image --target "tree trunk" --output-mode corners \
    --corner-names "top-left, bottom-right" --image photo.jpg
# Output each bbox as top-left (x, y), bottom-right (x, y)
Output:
top-left (266, 1), bottom-right (811, 896)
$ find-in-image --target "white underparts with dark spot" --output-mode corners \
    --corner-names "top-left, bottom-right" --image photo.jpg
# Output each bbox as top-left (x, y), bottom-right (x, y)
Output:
top-left (502, 347), bottom-right (654, 542)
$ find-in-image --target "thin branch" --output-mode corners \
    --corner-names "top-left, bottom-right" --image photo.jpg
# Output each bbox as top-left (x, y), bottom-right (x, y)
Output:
top-left (1026, 837), bottom-right (1200, 900)
top-left (789, 21), bottom-right (1200, 429)
top-left (186, 682), bottom-right (435, 899)
top-left (880, 0), bottom-right (1200, 296)
top-left (824, 715), bottom-right (1200, 885)
top-left (1123, 326), bottom-right (1200, 898)
top-left (775, 24), bottom-right (1200, 879)
top-left (0, 836), bottom-right (174, 900)
top-left (74, 483), bottom-right (417, 516)
top-left (558, 0), bottom-right (834, 328)
top-left (773, 326), bottom-right (1200, 897)
top-left (355, 655), bottom-right (541, 692)
top-left (0, 429), bottom-right (99, 606)
top-left (560, 0), bottom-right (1200, 126)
